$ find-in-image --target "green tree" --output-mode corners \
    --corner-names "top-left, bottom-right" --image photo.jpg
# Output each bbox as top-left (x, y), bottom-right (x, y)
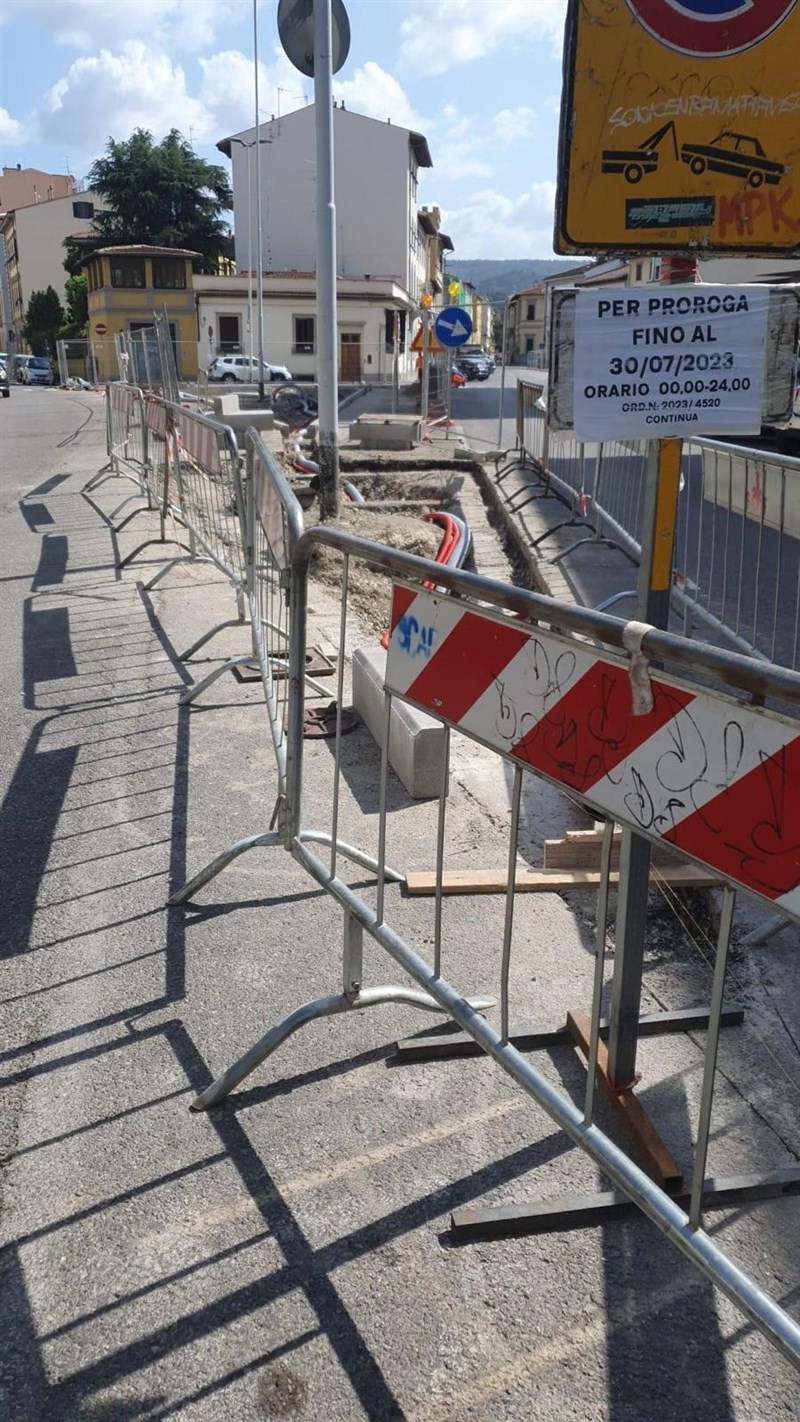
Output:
top-left (58, 274), bottom-right (88, 339)
top-left (22, 286), bottom-right (65, 355)
top-left (64, 129), bottom-right (232, 275)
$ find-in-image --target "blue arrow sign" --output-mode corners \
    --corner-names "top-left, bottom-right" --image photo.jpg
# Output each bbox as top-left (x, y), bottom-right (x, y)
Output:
top-left (434, 306), bottom-right (473, 348)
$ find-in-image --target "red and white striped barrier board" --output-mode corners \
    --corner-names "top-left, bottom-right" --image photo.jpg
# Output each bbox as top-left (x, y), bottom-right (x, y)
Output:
top-left (145, 397), bottom-right (167, 438)
top-left (385, 585), bottom-right (800, 920)
top-left (109, 383), bottom-right (136, 418)
top-left (177, 411), bottom-right (220, 474)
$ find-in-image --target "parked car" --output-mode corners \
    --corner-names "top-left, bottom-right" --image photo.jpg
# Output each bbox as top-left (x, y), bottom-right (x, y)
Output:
top-left (26, 356), bottom-right (54, 386)
top-left (13, 355), bottom-right (32, 383)
top-left (0, 363), bottom-right (9, 398)
top-left (208, 354), bottom-right (292, 384)
top-left (457, 353), bottom-right (493, 381)
top-left (461, 345), bottom-right (495, 369)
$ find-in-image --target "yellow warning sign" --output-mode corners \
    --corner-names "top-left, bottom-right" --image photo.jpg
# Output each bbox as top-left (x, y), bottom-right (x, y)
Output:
top-left (411, 325), bottom-right (445, 353)
top-left (555, 0), bottom-right (800, 255)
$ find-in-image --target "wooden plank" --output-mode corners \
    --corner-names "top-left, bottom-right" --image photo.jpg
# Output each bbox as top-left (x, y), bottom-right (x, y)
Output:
top-left (543, 830), bottom-right (683, 871)
top-left (404, 864), bottom-right (721, 896)
top-left (566, 1010), bottom-right (683, 1189)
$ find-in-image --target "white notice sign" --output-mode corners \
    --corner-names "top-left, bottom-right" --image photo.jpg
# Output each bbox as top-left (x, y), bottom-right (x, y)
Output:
top-left (573, 285), bottom-right (769, 442)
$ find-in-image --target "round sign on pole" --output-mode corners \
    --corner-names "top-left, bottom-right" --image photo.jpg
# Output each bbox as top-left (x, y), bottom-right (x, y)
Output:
top-left (277, 0), bottom-right (351, 77)
top-left (434, 306), bottom-right (473, 349)
top-left (95, 323), bottom-right (107, 335)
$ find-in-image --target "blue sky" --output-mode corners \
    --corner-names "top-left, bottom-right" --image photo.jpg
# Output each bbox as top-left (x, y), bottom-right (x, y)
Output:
top-left (0, 0), bottom-right (568, 257)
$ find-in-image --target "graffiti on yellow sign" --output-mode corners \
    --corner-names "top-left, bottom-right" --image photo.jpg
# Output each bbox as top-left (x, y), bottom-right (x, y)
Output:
top-left (555, 0), bottom-right (800, 254)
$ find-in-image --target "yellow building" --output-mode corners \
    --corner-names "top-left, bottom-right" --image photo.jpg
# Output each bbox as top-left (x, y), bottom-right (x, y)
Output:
top-left (82, 245), bottom-right (199, 381)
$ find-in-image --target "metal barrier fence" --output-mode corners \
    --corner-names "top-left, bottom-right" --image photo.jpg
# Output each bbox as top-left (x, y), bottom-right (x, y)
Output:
top-left (511, 379), bottom-right (800, 667)
top-left (677, 437), bottom-right (800, 669)
top-left (173, 430), bottom-right (399, 897)
top-left (85, 386), bottom-right (248, 672)
top-left (170, 431), bottom-right (800, 1367)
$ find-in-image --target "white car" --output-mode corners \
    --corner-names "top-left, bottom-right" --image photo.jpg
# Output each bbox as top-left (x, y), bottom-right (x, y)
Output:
top-left (208, 354), bottom-right (292, 384)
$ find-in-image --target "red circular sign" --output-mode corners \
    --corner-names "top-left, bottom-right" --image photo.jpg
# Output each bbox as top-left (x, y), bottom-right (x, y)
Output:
top-left (95, 322), bottom-right (107, 335)
top-left (626, 0), bottom-right (797, 55)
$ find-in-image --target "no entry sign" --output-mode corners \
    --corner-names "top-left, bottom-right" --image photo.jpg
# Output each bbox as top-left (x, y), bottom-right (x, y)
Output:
top-left (572, 283), bottom-right (769, 439)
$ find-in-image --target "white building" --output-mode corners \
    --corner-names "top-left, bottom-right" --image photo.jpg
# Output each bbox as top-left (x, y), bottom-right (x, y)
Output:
top-left (218, 104), bottom-right (433, 302)
top-left (194, 271), bottom-right (416, 383)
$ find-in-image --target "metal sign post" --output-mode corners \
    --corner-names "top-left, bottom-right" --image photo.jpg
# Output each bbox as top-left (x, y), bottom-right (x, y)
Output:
top-left (279, 0), bottom-right (351, 519)
top-left (420, 306), bottom-right (431, 422)
top-left (607, 436), bottom-right (682, 1089)
top-left (313, 0), bottom-right (340, 518)
top-left (434, 305), bottom-right (473, 443)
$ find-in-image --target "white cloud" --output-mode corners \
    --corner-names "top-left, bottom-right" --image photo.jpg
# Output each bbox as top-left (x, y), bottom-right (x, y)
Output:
top-left (0, 106), bottom-right (25, 144)
top-left (0, 0), bottom-right (244, 50)
top-left (333, 62), bottom-right (425, 131)
top-left (442, 182), bottom-right (558, 259)
top-left (35, 40), bottom-right (309, 166)
top-left (198, 48), bottom-right (306, 137)
top-left (400, 0), bottom-right (566, 77)
top-left (491, 107), bottom-right (538, 145)
top-left (41, 43), bottom-right (207, 149)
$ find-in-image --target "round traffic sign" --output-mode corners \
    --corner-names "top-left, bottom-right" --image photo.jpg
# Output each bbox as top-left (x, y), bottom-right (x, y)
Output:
top-left (95, 323), bottom-right (107, 335)
top-left (433, 306), bottom-right (473, 349)
top-left (277, 0), bottom-right (351, 77)
top-left (626, 0), bottom-right (796, 56)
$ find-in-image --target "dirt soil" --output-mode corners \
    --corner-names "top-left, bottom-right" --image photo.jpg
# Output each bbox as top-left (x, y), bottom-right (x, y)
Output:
top-left (341, 469), bottom-right (458, 503)
top-left (302, 489), bottom-right (448, 638)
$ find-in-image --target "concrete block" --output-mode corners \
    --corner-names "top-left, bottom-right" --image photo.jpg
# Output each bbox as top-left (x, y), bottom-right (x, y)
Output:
top-left (211, 393), bottom-right (241, 417)
top-left (217, 409), bottom-right (275, 436)
top-left (352, 646), bottom-right (447, 799)
top-left (348, 414), bottom-right (422, 450)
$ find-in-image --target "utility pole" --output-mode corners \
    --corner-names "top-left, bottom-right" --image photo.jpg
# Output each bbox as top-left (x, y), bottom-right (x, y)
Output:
top-left (314, 0), bottom-right (340, 518)
top-left (253, 0), bottom-right (266, 403)
top-left (497, 294), bottom-right (511, 448)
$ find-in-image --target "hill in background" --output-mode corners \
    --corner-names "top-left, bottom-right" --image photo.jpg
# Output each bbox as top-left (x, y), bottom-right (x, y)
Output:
top-left (447, 258), bottom-right (579, 302)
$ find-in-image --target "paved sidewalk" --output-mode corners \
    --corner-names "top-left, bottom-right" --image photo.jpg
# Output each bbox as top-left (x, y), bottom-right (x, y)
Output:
top-left (1, 390), bottom-right (799, 1420)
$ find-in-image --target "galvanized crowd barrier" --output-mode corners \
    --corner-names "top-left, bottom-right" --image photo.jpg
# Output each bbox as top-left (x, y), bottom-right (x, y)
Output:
top-left (84, 382), bottom-right (149, 506)
top-left (86, 385), bottom-right (250, 675)
top-left (676, 437), bottom-right (800, 671)
top-left (506, 378), bottom-right (800, 668)
top-left (171, 430), bottom-right (412, 899)
top-left (173, 474), bottom-right (800, 1368)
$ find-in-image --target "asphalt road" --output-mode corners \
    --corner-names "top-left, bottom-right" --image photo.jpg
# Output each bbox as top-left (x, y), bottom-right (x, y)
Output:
top-left (1, 387), bottom-right (799, 1420)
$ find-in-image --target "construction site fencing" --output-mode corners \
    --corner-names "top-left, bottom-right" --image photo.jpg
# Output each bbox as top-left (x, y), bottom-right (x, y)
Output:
top-left (170, 430), bottom-right (800, 1368)
top-left (510, 378), bottom-right (800, 667)
top-left (85, 386), bottom-right (248, 676)
top-left (173, 430), bottom-right (392, 896)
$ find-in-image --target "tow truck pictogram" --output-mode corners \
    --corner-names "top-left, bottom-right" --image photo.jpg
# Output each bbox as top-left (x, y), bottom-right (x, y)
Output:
top-left (601, 121), bottom-right (679, 184)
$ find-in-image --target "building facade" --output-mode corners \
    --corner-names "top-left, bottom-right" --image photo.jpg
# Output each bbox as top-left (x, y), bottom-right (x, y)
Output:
top-left (218, 104), bottom-right (433, 299)
top-left (0, 166), bottom-right (74, 212)
top-left (194, 271), bottom-right (417, 383)
top-left (83, 245), bottom-right (200, 381)
top-left (507, 283), bottom-right (546, 363)
top-left (1, 189), bottom-right (103, 352)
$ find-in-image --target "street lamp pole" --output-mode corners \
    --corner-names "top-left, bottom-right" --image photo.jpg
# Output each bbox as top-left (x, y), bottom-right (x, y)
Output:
top-left (253, 0), bottom-right (266, 402)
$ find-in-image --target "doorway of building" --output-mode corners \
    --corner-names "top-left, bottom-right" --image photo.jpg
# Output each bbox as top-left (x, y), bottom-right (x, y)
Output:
top-left (340, 332), bottom-right (361, 382)
top-left (218, 315), bottom-right (241, 354)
